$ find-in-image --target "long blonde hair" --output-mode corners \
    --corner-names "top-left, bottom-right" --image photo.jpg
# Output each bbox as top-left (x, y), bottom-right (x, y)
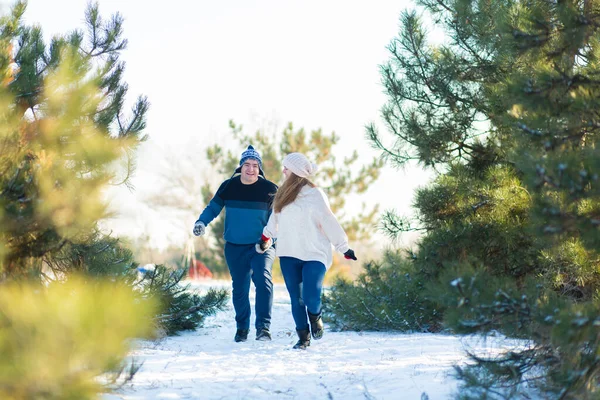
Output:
top-left (272, 173), bottom-right (315, 213)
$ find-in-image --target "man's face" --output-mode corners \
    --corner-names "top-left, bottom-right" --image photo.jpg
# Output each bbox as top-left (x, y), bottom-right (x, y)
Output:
top-left (241, 159), bottom-right (260, 184)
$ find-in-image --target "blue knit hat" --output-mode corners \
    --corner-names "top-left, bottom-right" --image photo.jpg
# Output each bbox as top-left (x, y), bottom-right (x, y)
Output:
top-left (239, 145), bottom-right (262, 168)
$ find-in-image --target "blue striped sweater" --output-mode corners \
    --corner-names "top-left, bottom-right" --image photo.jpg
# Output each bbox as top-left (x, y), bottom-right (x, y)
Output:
top-left (196, 176), bottom-right (278, 245)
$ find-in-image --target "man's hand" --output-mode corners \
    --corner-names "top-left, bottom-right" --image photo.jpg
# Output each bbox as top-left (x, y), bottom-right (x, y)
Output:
top-left (344, 249), bottom-right (357, 261)
top-left (255, 234), bottom-right (272, 254)
top-left (193, 221), bottom-right (206, 236)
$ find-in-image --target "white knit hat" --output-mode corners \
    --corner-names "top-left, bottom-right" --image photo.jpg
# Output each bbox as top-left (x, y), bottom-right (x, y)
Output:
top-left (283, 153), bottom-right (318, 178)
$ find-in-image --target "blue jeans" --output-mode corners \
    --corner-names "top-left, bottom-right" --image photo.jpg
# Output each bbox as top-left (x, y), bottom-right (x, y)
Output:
top-left (224, 242), bottom-right (275, 331)
top-left (280, 257), bottom-right (327, 331)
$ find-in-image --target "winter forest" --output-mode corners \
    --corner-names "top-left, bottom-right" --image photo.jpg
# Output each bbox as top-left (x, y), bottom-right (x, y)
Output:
top-left (1, 0), bottom-right (600, 399)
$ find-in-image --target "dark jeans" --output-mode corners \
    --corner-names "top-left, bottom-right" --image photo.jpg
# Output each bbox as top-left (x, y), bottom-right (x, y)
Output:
top-left (280, 256), bottom-right (327, 331)
top-left (224, 242), bottom-right (275, 331)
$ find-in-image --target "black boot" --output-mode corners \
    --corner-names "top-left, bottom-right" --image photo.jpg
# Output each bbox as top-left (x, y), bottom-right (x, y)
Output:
top-left (256, 328), bottom-right (272, 341)
top-left (293, 328), bottom-right (311, 350)
top-left (234, 329), bottom-right (249, 342)
top-left (308, 311), bottom-right (324, 340)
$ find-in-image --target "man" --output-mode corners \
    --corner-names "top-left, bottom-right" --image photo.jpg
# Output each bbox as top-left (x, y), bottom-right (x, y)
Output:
top-left (193, 145), bottom-right (277, 342)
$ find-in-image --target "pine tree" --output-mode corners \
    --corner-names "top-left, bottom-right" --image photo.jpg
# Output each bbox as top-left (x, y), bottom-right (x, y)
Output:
top-left (327, 1), bottom-right (600, 398)
top-left (0, 5), bottom-right (159, 396)
top-left (140, 264), bottom-right (228, 335)
top-left (322, 250), bottom-right (440, 332)
top-left (0, 1), bottom-right (227, 335)
top-left (0, 276), bottom-right (158, 399)
top-left (0, 1), bottom-right (148, 281)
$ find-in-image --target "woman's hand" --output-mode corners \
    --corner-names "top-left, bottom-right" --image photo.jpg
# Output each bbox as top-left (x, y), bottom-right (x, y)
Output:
top-left (344, 249), bottom-right (357, 261)
top-left (255, 235), bottom-right (272, 254)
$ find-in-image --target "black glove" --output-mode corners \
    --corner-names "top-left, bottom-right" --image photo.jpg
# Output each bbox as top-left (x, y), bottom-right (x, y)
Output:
top-left (344, 249), bottom-right (357, 261)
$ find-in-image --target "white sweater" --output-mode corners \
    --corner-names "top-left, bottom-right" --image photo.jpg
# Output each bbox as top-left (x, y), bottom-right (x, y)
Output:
top-left (263, 185), bottom-right (349, 268)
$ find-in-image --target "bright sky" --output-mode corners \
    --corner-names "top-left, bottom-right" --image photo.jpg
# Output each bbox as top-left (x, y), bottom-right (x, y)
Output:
top-left (16, 0), bottom-right (434, 250)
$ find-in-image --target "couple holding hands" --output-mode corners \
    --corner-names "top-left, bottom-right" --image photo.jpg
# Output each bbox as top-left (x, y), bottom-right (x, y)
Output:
top-left (193, 146), bottom-right (357, 350)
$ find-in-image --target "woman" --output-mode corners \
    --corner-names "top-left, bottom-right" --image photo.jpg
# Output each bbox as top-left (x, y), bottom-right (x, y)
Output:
top-left (256, 153), bottom-right (357, 350)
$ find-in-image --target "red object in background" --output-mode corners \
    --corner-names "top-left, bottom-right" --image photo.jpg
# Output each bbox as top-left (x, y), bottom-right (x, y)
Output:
top-left (189, 259), bottom-right (213, 279)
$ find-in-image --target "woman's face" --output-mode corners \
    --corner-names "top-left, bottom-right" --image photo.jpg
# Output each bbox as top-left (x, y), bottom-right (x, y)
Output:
top-left (282, 165), bottom-right (290, 180)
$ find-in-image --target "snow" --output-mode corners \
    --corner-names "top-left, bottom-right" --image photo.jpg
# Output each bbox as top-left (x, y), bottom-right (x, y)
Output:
top-left (103, 280), bottom-right (527, 400)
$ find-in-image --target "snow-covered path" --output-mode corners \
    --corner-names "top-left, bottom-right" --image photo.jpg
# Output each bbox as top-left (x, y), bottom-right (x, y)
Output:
top-left (103, 280), bottom-right (511, 400)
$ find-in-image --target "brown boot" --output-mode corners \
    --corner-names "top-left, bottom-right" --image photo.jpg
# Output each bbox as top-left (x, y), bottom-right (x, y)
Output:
top-left (308, 311), bottom-right (324, 340)
top-left (293, 328), bottom-right (311, 350)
